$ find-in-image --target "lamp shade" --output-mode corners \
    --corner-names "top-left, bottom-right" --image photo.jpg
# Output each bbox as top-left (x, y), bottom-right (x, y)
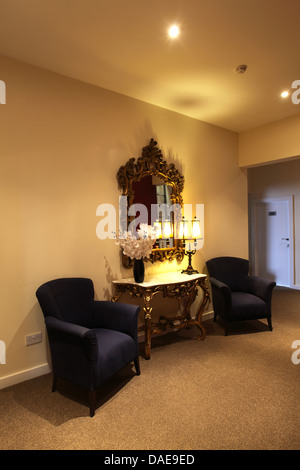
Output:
top-left (179, 217), bottom-right (189, 239)
top-left (192, 218), bottom-right (202, 239)
top-left (153, 220), bottom-right (162, 239)
top-left (163, 220), bottom-right (173, 238)
top-left (180, 217), bottom-right (202, 241)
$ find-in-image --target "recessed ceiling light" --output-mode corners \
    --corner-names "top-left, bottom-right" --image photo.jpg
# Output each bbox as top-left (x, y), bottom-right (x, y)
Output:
top-left (281, 91), bottom-right (289, 98)
top-left (168, 25), bottom-right (180, 38)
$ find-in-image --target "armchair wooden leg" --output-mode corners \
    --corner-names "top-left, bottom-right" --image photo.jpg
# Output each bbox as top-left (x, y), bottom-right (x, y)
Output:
top-left (89, 390), bottom-right (97, 417)
top-left (134, 357), bottom-right (141, 376)
top-left (267, 317), bottom-right (273, 331)
top-left (52, 374), bottom-right (57, 392)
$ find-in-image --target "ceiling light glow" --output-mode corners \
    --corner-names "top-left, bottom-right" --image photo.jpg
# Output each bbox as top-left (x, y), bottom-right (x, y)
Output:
top-left (168, 25), bottom-right (180, 38)
top-left (281, 91), bottom-right (289, 98)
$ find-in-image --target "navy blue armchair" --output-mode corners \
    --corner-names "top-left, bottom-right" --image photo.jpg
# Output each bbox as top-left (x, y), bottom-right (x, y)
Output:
top-left (206, 257), bottom-right (276, 336)
top-left (36, 278), bottom-right (140, 417)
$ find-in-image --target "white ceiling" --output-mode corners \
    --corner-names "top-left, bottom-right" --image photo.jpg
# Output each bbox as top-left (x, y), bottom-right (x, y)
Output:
top-left (0, 0), bottom-right (300, 132)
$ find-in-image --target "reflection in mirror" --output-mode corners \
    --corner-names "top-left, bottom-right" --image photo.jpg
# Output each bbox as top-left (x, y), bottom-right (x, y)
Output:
top-left (132, 176), bottom-right (174, 248)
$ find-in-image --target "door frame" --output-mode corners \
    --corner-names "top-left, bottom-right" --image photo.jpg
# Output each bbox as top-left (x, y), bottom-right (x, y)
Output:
top-left (249, 196), bottom-right (295, 288)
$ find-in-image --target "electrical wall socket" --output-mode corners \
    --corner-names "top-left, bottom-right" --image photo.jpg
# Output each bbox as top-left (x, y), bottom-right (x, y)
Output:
top-left (25, 332), bottom-right (42, 346)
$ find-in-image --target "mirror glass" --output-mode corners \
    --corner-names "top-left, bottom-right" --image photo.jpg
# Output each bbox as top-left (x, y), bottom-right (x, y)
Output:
top-left (132, 176), bottom-right (174, 248)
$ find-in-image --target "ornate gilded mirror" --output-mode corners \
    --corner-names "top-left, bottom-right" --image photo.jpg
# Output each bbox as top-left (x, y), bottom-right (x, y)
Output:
top-left (117, 138), bottom-right (185, 268)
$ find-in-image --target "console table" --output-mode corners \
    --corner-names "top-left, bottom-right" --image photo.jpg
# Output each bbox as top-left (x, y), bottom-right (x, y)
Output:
top-left (112, 272), bottom-right (209, 360)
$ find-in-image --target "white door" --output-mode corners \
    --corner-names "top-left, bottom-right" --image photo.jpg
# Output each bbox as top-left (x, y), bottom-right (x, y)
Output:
top-left (251, 197), bottom-right (294, 287)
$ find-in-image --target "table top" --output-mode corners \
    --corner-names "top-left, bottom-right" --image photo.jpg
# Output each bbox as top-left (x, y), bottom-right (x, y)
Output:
top-left (112, 271), bottom-right (206, 288)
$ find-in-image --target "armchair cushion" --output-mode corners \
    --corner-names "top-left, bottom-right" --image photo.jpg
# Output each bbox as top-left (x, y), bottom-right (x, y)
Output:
top-left (231, 292), bottom-right (266, 321)
top-left (94, 328), bottom-right (137, 383)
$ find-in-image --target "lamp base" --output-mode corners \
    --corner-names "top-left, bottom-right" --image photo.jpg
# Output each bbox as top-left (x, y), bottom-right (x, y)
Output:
top-left (181, 250), bottom-right (198, 275)
top-left (181, 266), bottom-right (199, 275)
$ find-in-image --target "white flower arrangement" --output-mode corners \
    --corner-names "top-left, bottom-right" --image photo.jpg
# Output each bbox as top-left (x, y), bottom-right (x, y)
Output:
top-left (116, 224), bottom-right (158, 260)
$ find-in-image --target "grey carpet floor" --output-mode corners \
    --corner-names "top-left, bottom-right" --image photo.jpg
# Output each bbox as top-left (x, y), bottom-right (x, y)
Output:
top-left (1, 286), bottom-right (299, 450)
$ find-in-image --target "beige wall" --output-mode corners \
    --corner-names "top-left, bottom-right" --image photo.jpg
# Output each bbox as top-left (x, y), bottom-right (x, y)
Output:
top-left (0, 55), bottom-right (248, 385)
top-left (248, 158), bottom-right (300, 287)
top-left (239, 114), bottom-right (300, 168)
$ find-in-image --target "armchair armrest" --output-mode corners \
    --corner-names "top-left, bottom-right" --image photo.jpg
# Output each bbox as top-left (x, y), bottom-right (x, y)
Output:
top-left (209, 277), bottom-right (231, 293)
top-left (210, 277), bottom-right (232, 303)
top-left (45, 316), bottom-right (98, 362)
top-left (246, 276), bottom-right (276, 302)
top-left (92, 301), bottom-right (140, 339)
top-left (45, 316), bottom-right (90, 338)
top-left (209, 277), bottom-right (232, 319)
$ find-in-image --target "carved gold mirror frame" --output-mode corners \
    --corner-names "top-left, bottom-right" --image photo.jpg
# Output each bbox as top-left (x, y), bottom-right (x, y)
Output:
top-left (117, 138), bottom-right (185, 268)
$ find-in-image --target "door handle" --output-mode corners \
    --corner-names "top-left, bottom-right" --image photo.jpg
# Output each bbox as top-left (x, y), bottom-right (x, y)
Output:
top-left (282, 238), bottom-right (289, 241)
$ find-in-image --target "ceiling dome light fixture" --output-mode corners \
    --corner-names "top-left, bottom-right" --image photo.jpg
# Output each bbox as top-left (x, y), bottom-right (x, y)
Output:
top-left (168, 25), bottom-right (180, 38)
top-left (281, 90), bottom-right (289, 98)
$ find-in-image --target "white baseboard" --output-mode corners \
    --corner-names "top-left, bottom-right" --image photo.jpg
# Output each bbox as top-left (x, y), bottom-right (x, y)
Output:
top-left (0, 363), bottom-right (51, 390)
top-left (276, 284), bottom-right (300, 290)
top-left (203, 310), bottom-right (214, 319)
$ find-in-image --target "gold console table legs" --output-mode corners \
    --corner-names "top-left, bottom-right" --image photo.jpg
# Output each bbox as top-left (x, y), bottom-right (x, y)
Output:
top-left (112, 273), bottom-right (209, 360)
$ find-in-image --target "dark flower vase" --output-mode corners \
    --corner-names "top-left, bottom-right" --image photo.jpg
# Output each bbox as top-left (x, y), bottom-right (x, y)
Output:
top-left (133, 258), bottom-right (145, 283)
